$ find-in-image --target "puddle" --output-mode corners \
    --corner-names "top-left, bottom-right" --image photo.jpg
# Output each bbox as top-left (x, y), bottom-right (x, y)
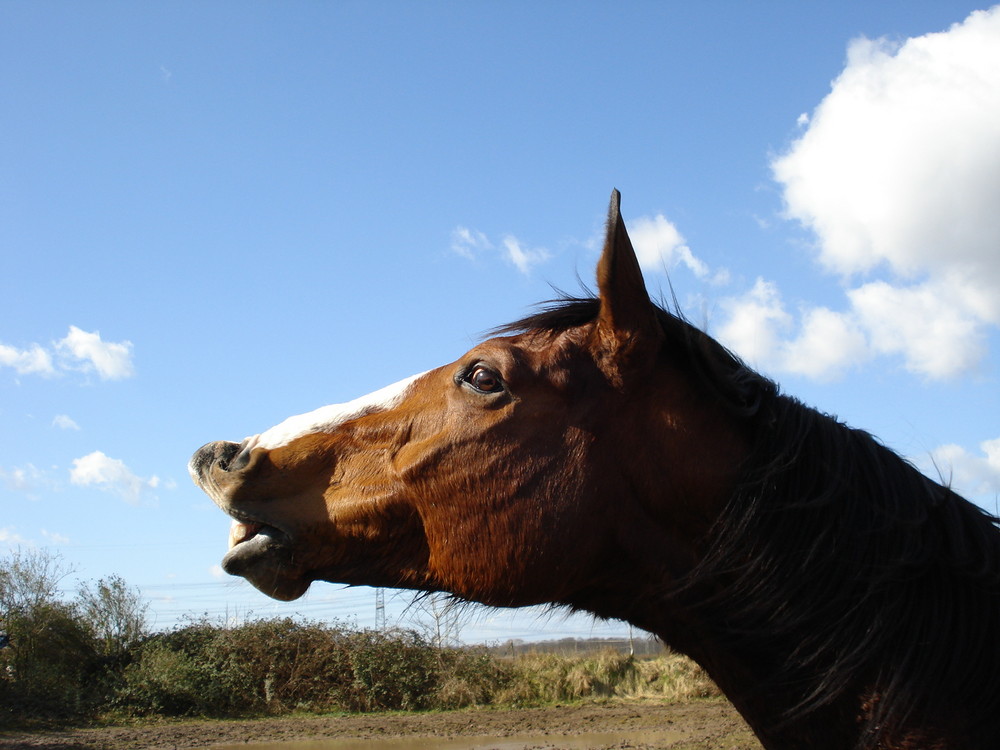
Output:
top-left (207, 729), bottom-right (686, 750)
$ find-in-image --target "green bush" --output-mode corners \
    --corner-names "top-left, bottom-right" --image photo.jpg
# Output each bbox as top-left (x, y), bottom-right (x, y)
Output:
top-left (1, 552), bottom-right (152, 726)
top-left (211, 618), bottom-right (349, 712)
top-left (1, 548), bottom-right (720, 725)
top-left (332, 629), bottom-right (438, 712)
top-left (111, 620), bottom-right (444, 717)
top-left (109, 622), bottom-right (719, 719)
top-left (117, 641), bottom-right (208, 716)
top-left (114, 619), bottom-right (329, 716)
top-left (0, 601), bottom-right (98, 722)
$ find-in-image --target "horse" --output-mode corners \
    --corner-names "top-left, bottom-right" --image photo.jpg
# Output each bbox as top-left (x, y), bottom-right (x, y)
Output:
top-left (190, 191), bottom-right (1000, 749)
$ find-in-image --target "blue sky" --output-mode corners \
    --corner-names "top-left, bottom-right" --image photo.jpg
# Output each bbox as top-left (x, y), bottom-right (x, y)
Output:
top-left (3, 2), bottom-right (999, 642)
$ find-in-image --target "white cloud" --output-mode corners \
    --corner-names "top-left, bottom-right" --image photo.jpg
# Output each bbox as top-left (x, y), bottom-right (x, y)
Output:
top-left (1, 464), bottom-right (40, 493)
top-left (453, 213), bottom-right (728, 282)
top-left (630, 214), bottom-right (692, 271)
top-left (715, 278), bottom-right (792, 368)
top-left (69, 451), bottom-right (158, 505)
top-left (0, 527), bottom-right (32, 548)
top-left (762, 7), bottom-right (1000, 380)
top-left (450, 226), bottom-right (550, 276)
top-left (56, 326), bottom-right (135, 380)
top-left (0, 342), bottom-right (55, 376)
top-left (925, 437), bottom-right (1000, 499)
top-left (716, 275), bottom-right (988, 382)
top-left (40, 529), bottom-right (70, 545)
top-left (0, 463), bottom-right (52, 499)
top-left (53, 414), bottom-right (80, 431)
top-left (781, 306), bottom-right (870, 380)
top-left (501, 235), bottom-right (550, 275)
top-left (627, 214), bottom-right (730, 285)
top-left (715, 280), bottom-right (870, 380)
top-left (774, 8), bottom-right (1000, 282)
top-left (1, 326), bottom-right (134, 381)
top-left (628, 214), bottom-right (702, 277)
top-left (450, 226), bottom-right (492, 258)
top-left (849, 279), bottom-right (986, 378)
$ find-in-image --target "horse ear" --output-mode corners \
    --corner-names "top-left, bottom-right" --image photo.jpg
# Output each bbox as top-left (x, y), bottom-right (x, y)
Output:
top-left (592, 190), bottom-right (663, 383)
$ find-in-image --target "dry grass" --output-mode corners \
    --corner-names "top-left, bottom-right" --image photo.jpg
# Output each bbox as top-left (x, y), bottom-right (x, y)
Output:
top-left (486, 649), bottom-right (720, 707)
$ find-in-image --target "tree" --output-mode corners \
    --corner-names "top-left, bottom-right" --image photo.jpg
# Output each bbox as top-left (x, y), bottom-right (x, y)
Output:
top-left (0, 549), bottom-right (96, 722)
top-left (77, 575), bottom-right (148, 657)
top-left (408, 592), bottom-right (470, 650)
top-left (0, 547), bottom-right (73, 619)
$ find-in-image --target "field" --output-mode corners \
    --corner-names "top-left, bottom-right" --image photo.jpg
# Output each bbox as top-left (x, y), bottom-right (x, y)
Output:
top-left (2, 699), bottom-right (762, 750)
top-left (1, 557), bottom-right (762, 749)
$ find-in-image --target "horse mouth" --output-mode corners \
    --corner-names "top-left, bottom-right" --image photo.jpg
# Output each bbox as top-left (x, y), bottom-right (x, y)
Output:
top-left (221, 518), bottom-right (288, 573)
top-left (225, 519), bottom-right (283, 555)
top-left (228, 518), bottom-right (268, 548)
top-left (219, 517), bottom-right (310, 601)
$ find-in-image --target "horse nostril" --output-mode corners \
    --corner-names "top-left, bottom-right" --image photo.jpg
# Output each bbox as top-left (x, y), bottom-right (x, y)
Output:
top-left (227, 443), bottom-right (253, 472)
top-left (213, 441), bottom-right (242, 472)
top-left (189, 441), bottom-right (242, 483)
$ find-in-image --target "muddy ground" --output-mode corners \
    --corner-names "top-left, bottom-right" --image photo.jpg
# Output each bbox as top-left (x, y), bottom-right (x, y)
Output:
top-left (2, 700), bottom-right (762, 750)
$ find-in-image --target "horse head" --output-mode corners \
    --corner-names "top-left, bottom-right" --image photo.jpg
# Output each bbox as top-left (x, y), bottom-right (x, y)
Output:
top-left (189, 191), bottom-right (745, 612)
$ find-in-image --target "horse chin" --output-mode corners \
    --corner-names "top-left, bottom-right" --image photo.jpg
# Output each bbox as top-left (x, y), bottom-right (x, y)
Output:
top-left (221, 529), bottom-right (311, 601)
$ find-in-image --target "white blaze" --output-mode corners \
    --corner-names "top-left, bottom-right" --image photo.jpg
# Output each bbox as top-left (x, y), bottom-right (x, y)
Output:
top-left (251, 371), bottom-right (428, 451)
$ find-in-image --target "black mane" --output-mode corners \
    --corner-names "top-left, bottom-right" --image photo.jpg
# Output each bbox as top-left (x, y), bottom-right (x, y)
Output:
top-left (499, 295), bottom-right (1000, 744)
top-left (494, 295), bottom-right (774, 416)
top-left (702, 393), bottom-right (1000, 743)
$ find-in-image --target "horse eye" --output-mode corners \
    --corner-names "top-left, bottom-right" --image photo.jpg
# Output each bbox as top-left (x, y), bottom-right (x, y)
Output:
top-left (466, 366), bottom-right (504, 393)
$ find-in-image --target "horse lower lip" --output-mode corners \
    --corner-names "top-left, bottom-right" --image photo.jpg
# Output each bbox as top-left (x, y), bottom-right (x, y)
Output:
top-left (222, 525), bottom-right (287, 568)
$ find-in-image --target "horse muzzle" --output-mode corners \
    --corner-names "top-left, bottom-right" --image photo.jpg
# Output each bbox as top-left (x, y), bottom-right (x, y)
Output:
top-left (189, 440), bottom-right (312, 601)
top-left (189, 439), bottom-right (248, 477)
top-left (188, 439), bottom-right (259, 503)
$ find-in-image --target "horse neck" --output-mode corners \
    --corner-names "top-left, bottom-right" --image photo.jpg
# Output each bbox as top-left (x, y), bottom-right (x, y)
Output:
top-left (574, 391), bottom-right (993, 749)
top-left (690, 395), bottom-right (998, 748)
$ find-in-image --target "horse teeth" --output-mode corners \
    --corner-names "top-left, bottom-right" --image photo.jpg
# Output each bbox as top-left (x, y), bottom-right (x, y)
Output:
top-left (228, 519), bottom-right (266, 548)
top-left (229, 520), bottom-right (251, 547)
